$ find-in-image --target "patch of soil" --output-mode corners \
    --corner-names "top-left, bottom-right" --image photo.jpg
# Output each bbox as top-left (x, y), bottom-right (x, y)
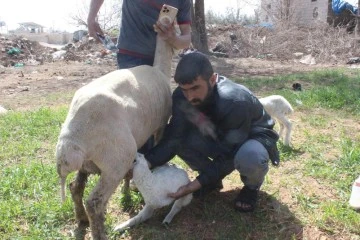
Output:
top-left (1, 36), bottom-right (358, 240)
top-left (0, 54), bottom-right (342, 111)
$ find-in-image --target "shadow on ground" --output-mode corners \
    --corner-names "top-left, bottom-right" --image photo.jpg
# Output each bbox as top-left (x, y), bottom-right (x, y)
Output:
top-left (116, 188), bottom-right (303, 240)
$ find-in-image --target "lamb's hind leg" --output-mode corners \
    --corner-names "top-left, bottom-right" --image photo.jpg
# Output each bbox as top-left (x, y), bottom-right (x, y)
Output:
top-left (278, 122), bottom-right (284, 140)
top-left (114, 205), bottom-right (155, 232)
top-left (277, 115), bottom-right (292, 146)
top-left (163, 194), bottom-right (192, 225)
top-left (284, 118), bottom-right (292, 146)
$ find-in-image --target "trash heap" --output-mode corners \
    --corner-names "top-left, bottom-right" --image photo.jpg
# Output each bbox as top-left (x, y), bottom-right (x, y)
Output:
top-left (0, 34), bottom-right (117, 68)
top-left (0, 35), bottom-right (51, 67)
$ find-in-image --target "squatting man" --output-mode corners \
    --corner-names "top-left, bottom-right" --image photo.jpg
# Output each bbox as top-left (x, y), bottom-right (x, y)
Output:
top-left (143, 52), bottom-right (280, 212)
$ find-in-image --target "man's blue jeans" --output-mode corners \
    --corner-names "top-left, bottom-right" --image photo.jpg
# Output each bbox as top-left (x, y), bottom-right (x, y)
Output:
top-left (176, 129), bottom-right (269, 189)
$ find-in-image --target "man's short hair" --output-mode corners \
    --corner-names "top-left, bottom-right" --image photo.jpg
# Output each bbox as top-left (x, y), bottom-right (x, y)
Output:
top-left (174, 52), bottom-right (214, 84)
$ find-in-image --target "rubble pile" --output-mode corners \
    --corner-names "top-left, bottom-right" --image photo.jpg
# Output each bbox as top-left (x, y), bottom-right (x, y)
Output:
top-left (0, 35), bottom-right (52, 67)
top-left (0, 34), bottom-right (117, 68)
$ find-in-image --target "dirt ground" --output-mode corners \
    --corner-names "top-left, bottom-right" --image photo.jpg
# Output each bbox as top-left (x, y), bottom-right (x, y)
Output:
top-left (0, 30), bottom-right (350, 111)
top-left (0, 54), bottom-right (340, 111)
top-left (1, 42), bottom-right (358, 239)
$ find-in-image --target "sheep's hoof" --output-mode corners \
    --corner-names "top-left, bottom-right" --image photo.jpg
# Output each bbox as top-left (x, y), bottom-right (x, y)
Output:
top-left (113, 224), bottom-right (129, 233)
top-left (162, 222), bottom-right (170, 229)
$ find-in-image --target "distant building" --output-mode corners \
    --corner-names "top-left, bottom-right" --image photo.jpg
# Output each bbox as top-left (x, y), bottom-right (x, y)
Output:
top-left (16, 22), bottom-right (45, 33)
top-left (0, 21), bottom-right (6, 33)
top-left (260, 0), bottom-right (358, 29)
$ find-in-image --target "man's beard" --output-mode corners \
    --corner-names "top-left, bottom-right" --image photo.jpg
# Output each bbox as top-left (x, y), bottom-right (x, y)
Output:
top-left (192, 82), bottom-right (214, 110)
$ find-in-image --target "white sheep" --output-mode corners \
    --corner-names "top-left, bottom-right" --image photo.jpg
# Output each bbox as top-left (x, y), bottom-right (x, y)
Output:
top-left (114, 153), bottom-right (192, 232)
top-left (55, 36), bottom-right (173, 240)
top-left (259, 95), bottom-right (294, 146)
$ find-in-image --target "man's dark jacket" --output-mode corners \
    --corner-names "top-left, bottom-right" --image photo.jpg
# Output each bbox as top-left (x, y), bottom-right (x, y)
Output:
top-left (145, 76), bottom-right (279, 187)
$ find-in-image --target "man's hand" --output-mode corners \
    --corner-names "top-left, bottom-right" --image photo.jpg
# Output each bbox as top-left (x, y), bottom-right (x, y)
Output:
top-left (168, 179), bottom-right (202, 199)
top-left (87, 0), bottom-right (105, 39)
top-left (153, 21), bottom-right (176, 42)
top-left (87, 19), bottom-right (104, 39)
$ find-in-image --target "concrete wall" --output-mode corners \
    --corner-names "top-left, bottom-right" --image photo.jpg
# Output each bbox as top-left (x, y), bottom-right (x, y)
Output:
top-left (260, 0), bottom-right (330, 26)
top-left (12, 32), bottom-right (73, 45)
top-left (295, 0), bottom-right (328, 25)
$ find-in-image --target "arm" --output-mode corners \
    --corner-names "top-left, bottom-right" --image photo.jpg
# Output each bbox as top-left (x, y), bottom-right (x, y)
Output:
top-left (145, 92), bottom-right (190, 168)
top-left (154, 23), bottom-right (191, 50)
top-left (194, 101), bottom-right (252, 187)
top-left (168, 179), bottom-right (202, 199)
top-left (87, 0), bottom-right (105, 38)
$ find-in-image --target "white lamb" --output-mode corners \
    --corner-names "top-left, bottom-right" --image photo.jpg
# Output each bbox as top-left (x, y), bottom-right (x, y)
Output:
top-left (55, 36), bottom-right (173, 240)
top-left (259, 95), bottom-right (294, 146)
top-left (114, 153), bottom-right (192, 232)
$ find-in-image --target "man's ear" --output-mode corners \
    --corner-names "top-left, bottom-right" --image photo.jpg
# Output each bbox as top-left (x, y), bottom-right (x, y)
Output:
top-left (209, 73), bottom-right (217, 87)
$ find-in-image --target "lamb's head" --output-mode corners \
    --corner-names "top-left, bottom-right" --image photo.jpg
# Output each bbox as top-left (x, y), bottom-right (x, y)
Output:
top-left (133, 152), bottom-right (151, 178)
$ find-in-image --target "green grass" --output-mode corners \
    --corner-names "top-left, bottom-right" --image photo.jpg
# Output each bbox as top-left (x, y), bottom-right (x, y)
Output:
top-left (1, 69), bottom-right (360, 239)
top-left (237, 68), bottom-right (360, 115)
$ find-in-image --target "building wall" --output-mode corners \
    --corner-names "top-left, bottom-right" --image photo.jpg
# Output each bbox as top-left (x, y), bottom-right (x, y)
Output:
top-left (12, 32), bottom-right (73, 45)
top-left (295, 0), bottom-right (328, 25)
top-left (260, 0), bottom-right (330, 25)
top-left (260, 0), bottom-right (278, 24)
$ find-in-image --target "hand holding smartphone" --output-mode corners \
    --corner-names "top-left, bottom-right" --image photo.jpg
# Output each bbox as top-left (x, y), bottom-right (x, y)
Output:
top-left (158, 4), bottom-right (178, 25)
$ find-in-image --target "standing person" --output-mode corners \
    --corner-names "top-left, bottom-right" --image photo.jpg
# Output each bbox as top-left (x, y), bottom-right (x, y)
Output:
top-left (144, 52), bottom-right (280, 212)
top-left (87, 0), bottom-right (191, 69)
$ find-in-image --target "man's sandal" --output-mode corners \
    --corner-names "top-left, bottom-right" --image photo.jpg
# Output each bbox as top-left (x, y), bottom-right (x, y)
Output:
top-left (234, 186), bottom-right (259, 212)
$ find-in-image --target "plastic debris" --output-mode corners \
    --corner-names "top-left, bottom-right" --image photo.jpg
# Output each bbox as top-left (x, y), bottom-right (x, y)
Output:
top-left (96, 33), bottom-right (118, 52)
top-left (7, 47), bottom-right (21, 55)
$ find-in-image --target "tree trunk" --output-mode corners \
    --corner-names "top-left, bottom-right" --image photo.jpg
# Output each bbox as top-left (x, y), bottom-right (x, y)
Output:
top-left (191, 0), bottom-right (209, 53)
top-left (357, 0), bottom-right (360, 40)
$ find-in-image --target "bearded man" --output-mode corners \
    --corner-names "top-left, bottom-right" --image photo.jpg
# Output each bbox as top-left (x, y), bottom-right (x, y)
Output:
top-left (145, 52), bottom-right (279, 212)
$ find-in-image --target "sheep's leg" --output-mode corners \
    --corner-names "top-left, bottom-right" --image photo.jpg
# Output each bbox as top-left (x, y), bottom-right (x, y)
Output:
top-left (86, 170), bottom-right (125, 240)
top-left (277, 115), bottom-right (292, 146)
top-left (114, 205), bottom-right (155, 232)
top-left (69, 171), bottom-right (89, 224)
top-left (162, 194), bottom-right (192, 225)
top-left (121, 175), bottom-right (130, 194)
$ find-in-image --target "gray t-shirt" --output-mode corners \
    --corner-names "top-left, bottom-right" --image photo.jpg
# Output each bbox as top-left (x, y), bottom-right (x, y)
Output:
top-left (117, 0), bottom-right (191, 58)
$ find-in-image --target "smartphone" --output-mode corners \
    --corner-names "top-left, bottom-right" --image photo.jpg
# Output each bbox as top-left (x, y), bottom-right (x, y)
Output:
top-left (158, 4), bottom-right (178, 25)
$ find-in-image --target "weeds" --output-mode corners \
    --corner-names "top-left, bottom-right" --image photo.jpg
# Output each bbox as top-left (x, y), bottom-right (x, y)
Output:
top-left (1, 69), bottom-right (359, 239)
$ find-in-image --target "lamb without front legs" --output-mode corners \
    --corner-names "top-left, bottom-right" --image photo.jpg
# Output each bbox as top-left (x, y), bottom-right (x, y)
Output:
top-left (114, 153), bottom-right (192, 231)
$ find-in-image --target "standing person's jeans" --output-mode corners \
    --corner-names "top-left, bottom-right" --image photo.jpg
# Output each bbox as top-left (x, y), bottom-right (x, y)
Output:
top-left (176, 129), bottom-right (269, 189)
top-left (117, 52), bottom-right (154, 69)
